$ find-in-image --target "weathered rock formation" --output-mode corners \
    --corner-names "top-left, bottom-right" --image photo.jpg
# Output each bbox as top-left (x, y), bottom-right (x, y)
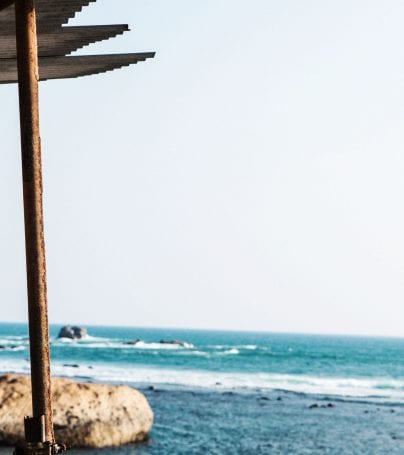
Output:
top-left (0, 375), bottom-right (153, 448)
top-left (57, 326), bottom-right (87, 340)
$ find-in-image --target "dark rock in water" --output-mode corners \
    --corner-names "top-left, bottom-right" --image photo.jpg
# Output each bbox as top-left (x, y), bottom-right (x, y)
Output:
top-left (318, 403), bottom-right (335, 409)
top-left (0, 346), bottom-right (5, 350)
top-left (124, 339), bottom-right (141, 346)
top-left (159, 340), bottom-right (187, 347)
top-left (277, 397), bottom-right (282, 401)
top-left (215, 382), bottom-right (222, 386)
top-left (63, 364), bottom-right (79, 368)
top-left (58, 326), bottom-right (87, 340)
top-left (312, 402), bottom-right (335, 410)
top-left (259, 396), bottom-right (270, 401)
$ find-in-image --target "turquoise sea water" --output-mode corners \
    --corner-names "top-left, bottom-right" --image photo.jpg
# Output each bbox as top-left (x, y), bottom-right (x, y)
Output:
top-left (1, 323), bottom-right (404, 453)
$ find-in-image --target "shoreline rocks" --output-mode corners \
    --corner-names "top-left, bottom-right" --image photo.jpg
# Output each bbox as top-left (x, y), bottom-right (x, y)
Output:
top-left (0, 375), bottom-right (153, 448)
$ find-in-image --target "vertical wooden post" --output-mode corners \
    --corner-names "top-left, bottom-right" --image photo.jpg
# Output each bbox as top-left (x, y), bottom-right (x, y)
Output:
top-left (14, 0), bottom-right (54, 444)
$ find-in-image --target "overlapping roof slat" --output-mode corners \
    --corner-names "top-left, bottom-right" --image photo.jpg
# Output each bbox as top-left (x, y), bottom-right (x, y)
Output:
top-left (0, 25), bottom-right (130, 58)
top-left (0, 52), bottom-right (155, 84)
top-left (0, 0), bottom-right (155, 84)
top-left (0, 0), bottom-right (97, 31)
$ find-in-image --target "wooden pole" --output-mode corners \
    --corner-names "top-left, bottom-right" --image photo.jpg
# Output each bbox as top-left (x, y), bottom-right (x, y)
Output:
top-left (14, 0), bottom-right (54, 444)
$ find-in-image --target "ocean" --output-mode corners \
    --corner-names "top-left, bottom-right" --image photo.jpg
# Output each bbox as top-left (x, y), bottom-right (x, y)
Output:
top-left (0, 323), bottom-right (404, 454)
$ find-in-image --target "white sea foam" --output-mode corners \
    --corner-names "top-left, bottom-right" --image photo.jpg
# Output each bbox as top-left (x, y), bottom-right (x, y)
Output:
top-left (0, 337), bottom-right (27, 345)
top-left (82, 335), bottom-right (99, 341)
top-left (51, 338), bottom-right (195, 350)
top-left (0, 346), bottom-right (26, 352)
top-left (55, 337), bottom-right (74, 343)
top-left (65, 342), bottom-right (124, 349)
top-left (243, 345), bottom-right (258, 350)
top-left (0, 337), bottom-right (28, 351)
top-left (179, 350), bottom-right (209, 357)
top-left (211, 345), bottom-right (259, 352)
top-left (222, 349), bottom-right (240, 355)
top-left (0, 336), bottom-right (27, 341)
top-left (2, 358), bottom-right (404, 402)
top-left (131, 341), bottom-right (194, 350)
top-left (51, 335), bottom-right (109, 345)
top-left (0, 359), bottom-right (31, 375)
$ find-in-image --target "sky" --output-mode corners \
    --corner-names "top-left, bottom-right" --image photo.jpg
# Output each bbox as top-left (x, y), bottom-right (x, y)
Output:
top-left (1, 0), bottom-right (404, 336)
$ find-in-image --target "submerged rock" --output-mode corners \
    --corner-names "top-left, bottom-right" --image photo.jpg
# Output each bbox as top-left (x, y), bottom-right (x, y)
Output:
top-left (0, 374), bottom-right (153, 448)
top-left (58, 326), bottom-right (87, 340)
top-left (124, 340), bottom-right (141, 346)
top-left (159, 340), bottom-right (187, 347)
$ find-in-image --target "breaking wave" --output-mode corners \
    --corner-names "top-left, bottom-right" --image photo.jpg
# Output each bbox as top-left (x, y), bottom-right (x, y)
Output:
top-left (1, 357), bottom-right (404, 403)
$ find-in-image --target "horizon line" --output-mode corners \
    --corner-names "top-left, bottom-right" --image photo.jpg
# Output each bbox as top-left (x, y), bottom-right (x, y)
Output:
top-left (1, 320), bottom-right (404, 341)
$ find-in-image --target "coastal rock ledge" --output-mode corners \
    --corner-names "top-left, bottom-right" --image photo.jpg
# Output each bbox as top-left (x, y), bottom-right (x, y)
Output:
top-left (0, 375), bottom-right (153, 448)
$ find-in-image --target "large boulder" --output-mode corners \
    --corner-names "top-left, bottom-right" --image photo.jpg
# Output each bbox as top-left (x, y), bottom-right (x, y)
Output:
top-left (57, 326), bottom-right (87, 340)
top-left (0, 375), bottom-right (153, 448)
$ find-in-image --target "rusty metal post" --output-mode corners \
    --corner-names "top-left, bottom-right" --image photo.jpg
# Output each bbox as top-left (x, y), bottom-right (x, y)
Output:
top-left (14, 0), bottom-right (54, 446)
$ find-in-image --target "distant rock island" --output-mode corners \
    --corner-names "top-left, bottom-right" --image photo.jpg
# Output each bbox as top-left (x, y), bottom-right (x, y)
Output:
top-left (0, 375), bottom-right (153, 448)
top-left (58, 326), bottom-right (87, 340)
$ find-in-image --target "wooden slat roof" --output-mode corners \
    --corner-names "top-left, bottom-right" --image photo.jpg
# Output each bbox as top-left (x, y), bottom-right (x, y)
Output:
top-left (0, 0), bottom-right (155, 84)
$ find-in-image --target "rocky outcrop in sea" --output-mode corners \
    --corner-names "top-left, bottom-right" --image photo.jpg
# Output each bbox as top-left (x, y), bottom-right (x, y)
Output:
top-left (0, 375), bottom-right (153, 448)
top-left (57, 326), bottom-right (87, 340)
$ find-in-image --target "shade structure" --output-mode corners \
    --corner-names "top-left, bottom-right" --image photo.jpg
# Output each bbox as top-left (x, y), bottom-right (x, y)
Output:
top-left (3, 1), bottom-right (155, 451)
top-left (0, 0), bottom-right (155, 84)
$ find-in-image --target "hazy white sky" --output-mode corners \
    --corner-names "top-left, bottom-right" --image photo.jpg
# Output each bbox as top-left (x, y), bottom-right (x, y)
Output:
top-left (2, 0), bottom-right (404, 336)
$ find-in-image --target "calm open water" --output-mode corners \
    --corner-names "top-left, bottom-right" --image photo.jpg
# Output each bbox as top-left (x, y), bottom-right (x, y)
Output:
top-left (1, 323), bottom-right (404, 454)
